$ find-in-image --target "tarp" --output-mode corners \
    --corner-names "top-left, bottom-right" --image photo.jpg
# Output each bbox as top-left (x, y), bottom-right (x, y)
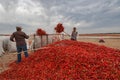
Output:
top-left (3, 38), bottom-right (30, 53)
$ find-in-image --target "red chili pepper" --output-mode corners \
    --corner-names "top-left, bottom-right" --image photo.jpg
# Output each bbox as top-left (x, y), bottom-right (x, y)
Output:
top-left (55, 23), bottom-right (64, 33)
top-left (0, 40), bottom-right (120, 79)
top-left (36, 28), bottom-right (46, 36)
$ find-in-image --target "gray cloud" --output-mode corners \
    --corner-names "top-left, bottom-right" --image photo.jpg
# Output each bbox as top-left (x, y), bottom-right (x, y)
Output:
top-left (0, 0), bottom-right (120, 34)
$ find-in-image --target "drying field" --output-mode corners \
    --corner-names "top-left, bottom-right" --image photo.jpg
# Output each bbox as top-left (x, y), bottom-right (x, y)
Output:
top-left (0, 34), bottom-right (120, 79)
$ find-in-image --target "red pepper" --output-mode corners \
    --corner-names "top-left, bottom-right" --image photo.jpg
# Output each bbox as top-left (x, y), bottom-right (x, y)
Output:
top-left (0, 40), bottom-right (120, 79)
top-left (36, 28), bottom-right (46, 36)
top-left (55, 23), bottom-right (64, 33)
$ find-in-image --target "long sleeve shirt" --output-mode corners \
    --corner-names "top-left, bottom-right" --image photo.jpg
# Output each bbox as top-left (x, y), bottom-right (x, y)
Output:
top-left (10, 31), bottom-right (29, 46)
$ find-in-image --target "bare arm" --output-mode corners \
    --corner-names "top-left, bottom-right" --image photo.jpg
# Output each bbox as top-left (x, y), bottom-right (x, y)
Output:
top-left (71, 31), bottom-right (74, 36)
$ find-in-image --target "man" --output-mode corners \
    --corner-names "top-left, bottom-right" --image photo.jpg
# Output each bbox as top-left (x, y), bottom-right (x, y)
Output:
top-left (10, 26), bottom-right (29, 63)
top-left (71, 27), bottom-right (78, 41)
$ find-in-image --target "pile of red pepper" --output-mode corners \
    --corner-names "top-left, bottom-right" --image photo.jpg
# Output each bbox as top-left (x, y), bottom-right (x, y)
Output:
top-left (55, 23), bottom-right (64, 33)
top-left (0, 40), bottom-right (120, 79)
top-left (36, 28), bottom-right (46, 36)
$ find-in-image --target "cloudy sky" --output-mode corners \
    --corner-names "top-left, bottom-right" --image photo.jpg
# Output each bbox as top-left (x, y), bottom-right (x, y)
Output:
top-left (0, 0), bottom-right (120, 34)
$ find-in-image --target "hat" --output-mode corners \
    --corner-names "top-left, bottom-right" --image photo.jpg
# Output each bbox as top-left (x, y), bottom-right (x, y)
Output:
top-left (16, 26), bottom-right (22, 31)
top-left (16, 26), bottom-right (22, 29)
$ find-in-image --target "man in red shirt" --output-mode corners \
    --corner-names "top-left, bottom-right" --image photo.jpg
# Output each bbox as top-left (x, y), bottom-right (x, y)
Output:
top-left (10, 26), bottom-right (29, 63)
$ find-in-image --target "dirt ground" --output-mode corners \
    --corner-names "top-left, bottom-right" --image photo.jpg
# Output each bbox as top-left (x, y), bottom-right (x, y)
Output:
top-left (78, 38), bottom-right (120, 50)
top-left (0, 36), bottom-right (120, 73)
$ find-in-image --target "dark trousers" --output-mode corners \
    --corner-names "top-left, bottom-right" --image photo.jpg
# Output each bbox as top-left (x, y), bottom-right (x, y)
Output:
top-left (71, 38), bottom-right (77, 41)
top-left (16, 45), bottom-right (28, 62)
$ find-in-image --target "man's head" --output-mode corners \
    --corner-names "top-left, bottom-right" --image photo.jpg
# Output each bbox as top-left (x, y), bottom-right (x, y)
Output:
top-left (16, 26), bottom-right (22, 31)
top-left (73, 27), bottom-right (76, 31)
